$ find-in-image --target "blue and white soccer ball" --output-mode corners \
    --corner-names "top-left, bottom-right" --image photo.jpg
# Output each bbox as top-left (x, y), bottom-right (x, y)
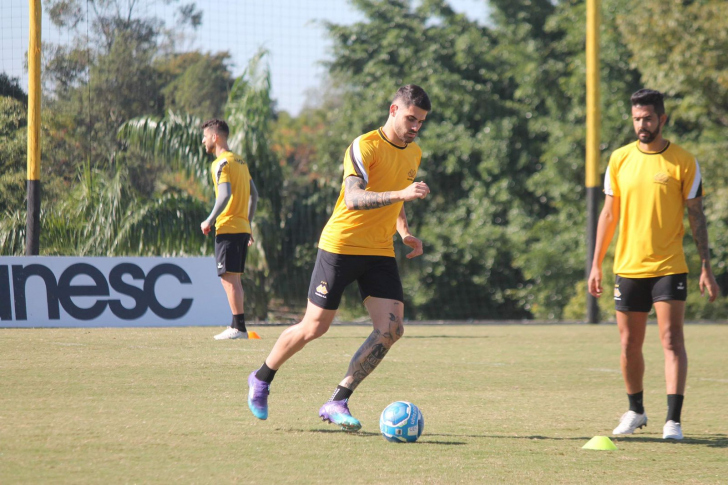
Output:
top-left (379, 401), bottom-right (424, 443)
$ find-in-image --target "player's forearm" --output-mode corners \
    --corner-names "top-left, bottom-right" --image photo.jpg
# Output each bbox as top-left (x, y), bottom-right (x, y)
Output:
top-left (205, 183), bottom-right (231, 224)
top-left (344, 176), bottom-right (403, 210)
top-left (687, 199), bottom-right (713, 272)
top-left (396, 206), bottom-right (411, 238)
top-left (248, 180), bottom-right (259, 223)
top-left (592, 206), bottom-right (618, 269)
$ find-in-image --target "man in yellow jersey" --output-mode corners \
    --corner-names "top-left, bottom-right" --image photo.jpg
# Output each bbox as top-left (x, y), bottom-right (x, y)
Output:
top-left (588, 89), bottom-right (719, 440)
top-left (200, 119), bottom-right (259, 340)
top-left (247, 85), bottom-right (431, 429)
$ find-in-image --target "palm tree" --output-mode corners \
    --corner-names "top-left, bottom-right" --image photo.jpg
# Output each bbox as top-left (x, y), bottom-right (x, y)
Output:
top-left (0, 163), bottom-right (210, 257)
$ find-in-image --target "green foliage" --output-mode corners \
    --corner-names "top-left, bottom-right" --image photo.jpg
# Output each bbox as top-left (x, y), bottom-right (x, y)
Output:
top-left (321, 0), bottom-right (538, 318)
top-left (0, 97), bottom-right (27, 175)
top-left (0, 73), bottom-right (27, 103)
top-left (117, 111), bottom-right (209, 187)
top-left (158, 52), bottom-right (233, 119)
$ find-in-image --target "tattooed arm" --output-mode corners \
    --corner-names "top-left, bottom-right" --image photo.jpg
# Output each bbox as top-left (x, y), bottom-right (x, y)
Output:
top-left (686, 197), bottom-right (719, 302)
top-left (343, 175), bottom-right (430, 210)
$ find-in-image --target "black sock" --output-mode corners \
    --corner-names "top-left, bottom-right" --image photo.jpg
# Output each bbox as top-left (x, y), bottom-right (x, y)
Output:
top-left (328, 385), bottom-right (353, 403)
top-left (255, 362), bottom-right (277, 384)
top-left (232, 313), bottom-right (246, 332)
top-left (666, 394), bottom-right (684, 423)
top-left (628, 391), bottom-right (645, 414)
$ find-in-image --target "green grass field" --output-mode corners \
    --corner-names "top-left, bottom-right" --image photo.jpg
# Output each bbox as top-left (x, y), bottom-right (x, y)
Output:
top-left (1, 324), bottom-right (727, 484)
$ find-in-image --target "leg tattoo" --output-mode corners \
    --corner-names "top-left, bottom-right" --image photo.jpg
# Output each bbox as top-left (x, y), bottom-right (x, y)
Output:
top-left (344, 312), bottom-right (403, 390)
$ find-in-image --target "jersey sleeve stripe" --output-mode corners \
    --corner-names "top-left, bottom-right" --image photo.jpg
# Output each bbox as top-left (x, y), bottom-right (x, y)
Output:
top-left (603, 165), bottom-right (613, 196)
top-left (215, 159), bottom-right (228, 185)
top-left (687, 160), bottom-right (702, 199)
top-left (350, 136), bottom-right (368, 183)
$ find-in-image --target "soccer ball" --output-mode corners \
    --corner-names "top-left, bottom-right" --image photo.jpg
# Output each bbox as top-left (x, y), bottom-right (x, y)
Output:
top-left (379, 401), bottom-right (424, 443)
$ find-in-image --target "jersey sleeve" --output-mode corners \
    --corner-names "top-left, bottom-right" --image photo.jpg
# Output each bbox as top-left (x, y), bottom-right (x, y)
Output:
top-left (215, 158), bottom-right (230, 186)
top-left (683, 159), bottom-right (703, 200)
top-left (343, 136), bottom-right (375, 184)
top-left (604, 155), bottom-right (619, 197)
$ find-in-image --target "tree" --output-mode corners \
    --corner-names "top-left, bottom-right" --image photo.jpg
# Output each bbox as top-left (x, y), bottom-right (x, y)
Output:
top-left (157, 51), bottom-right (234, 120)
top-left (321, 0), bottom-right (534, 318)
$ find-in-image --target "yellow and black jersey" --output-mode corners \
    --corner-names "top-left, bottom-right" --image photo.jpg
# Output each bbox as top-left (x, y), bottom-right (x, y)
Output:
top-left (210, 150), bottom-right (252, 235)
top-left (605, 141), bottom-right (702, 277)
top-left (318, 128), bottom-right (422, 257)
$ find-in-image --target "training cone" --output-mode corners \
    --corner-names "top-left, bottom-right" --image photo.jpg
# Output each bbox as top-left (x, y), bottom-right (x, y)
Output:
top-left (582, 436), bottom-right (617, 451)
top-left (247, 331), bottom-right (261, 339)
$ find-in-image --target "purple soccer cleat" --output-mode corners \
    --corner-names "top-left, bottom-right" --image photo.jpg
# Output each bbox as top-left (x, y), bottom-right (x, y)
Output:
top-left (247, 371), bottom-right (269, 420)
top-left (319, 400), bottom-right (362, 431)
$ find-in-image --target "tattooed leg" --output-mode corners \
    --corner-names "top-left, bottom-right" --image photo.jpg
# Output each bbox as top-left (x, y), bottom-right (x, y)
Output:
top-left (339, 299), bottom-right (404, 391)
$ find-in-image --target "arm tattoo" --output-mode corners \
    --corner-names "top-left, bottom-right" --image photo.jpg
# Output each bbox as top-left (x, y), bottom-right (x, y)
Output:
top-left (687, 200), bottom-right (711, 269)
top-left (344, 176), bottom-right (394, 210)
top-left (346, 312), bottom-right (404, 390)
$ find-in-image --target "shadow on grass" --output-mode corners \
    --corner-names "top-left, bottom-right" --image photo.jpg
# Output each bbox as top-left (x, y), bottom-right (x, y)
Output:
top-left (283, 428), bottom-right (728, 448)
top-left (320, 335), bottom-right (491, 340)
top-left (284, 428), bottom-right (467, 445)
top-left (612, 434), bottom-right (728, 448)
top-left (431, 433), bottom-right (728, 449)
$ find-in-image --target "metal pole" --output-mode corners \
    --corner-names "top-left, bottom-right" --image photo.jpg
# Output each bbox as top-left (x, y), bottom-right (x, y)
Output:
top-left (27, 0), bottom-right (41, 255)
top-left (585, 0), bottom-right (601, 323)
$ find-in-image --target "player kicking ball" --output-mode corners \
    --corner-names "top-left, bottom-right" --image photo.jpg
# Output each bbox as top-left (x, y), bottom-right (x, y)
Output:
top-left (247, 85), bottom-right (432, 430)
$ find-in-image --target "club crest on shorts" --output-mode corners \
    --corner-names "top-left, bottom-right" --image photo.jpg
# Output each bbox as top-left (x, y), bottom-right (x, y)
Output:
top-left (315, 281), bottom-right (329, 298)
top-left (614, 285), bottom-right (621, 300)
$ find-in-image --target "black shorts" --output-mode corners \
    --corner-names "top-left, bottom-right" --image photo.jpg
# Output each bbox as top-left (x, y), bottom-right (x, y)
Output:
top-left (307, 249), bottom-right (404, 310)
top-left (215, 233), bottom-right (250, 276)
top-left (614, 273), bottom-right (688, 312)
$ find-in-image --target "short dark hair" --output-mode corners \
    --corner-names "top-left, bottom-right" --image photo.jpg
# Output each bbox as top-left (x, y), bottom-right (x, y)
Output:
top-left (201, 118), bottom-right (230, 137)
top-left (393, 84), bottom-right (431, 111)
top-left (630, 89), bottom-right (665, 116)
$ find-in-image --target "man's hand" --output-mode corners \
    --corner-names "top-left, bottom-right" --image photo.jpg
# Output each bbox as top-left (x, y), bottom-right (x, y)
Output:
top-left (201, 220), bottom-right (212, 235)
top-left (248, 233), bottom-right (255, 246)
top-left (587, 267), bottom-right (603, 298)
top-left (402, 235), bottom-right (423, 259)
top-left (699, 268), bottom-right (719, 303)
top-left (399, 182), bottom-right (430, 202)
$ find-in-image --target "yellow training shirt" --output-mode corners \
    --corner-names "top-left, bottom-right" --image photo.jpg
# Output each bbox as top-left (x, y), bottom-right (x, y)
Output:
top-left (210, 150), bottom-right (252, 235)
top-left (605, 141), bottom-right (702, 277)
top-left (318, 128), bottom-right (422, 257)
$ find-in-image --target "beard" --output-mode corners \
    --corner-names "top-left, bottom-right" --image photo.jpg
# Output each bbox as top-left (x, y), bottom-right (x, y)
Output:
top-left (397, 127), bottom-right (417, 143)
top-left (638, 129), bottom-right (658, 143)
top-left (637, 121), bottom-right (662, 144)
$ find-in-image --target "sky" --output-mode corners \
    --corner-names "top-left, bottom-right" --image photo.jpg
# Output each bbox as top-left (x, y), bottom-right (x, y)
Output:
top-left (1, 0), bottom-right (489, 115)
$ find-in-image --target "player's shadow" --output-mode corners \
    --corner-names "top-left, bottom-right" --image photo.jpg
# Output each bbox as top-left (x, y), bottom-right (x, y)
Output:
top-left (612, 435), bottom-right (728, 448)
top-left (429, 433), bottom-right (728, 449)
top-left (320, 335), bottom-right (490, 340)
top-left (429, 433), bottom-right (591, 442)
top-left (402, 335), bottom-right (490, 339)
top-left (287, 428), bottom-right (466, 445)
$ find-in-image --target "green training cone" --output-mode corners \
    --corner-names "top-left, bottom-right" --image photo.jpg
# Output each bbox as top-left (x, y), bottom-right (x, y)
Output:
top-left (582, 436), bottom-right (617, 451)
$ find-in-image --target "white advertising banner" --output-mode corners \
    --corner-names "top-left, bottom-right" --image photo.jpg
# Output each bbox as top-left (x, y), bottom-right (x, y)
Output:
top-left (0, 257), bottom-right (230, 328)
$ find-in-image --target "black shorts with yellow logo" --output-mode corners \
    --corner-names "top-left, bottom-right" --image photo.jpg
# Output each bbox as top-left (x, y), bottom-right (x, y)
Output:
top-left (308, 249), bottom-right (404, 310)
top-left (215, 233), bottom-right (250, 276)
top-left (614, 273), bottom-right (688, 312)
